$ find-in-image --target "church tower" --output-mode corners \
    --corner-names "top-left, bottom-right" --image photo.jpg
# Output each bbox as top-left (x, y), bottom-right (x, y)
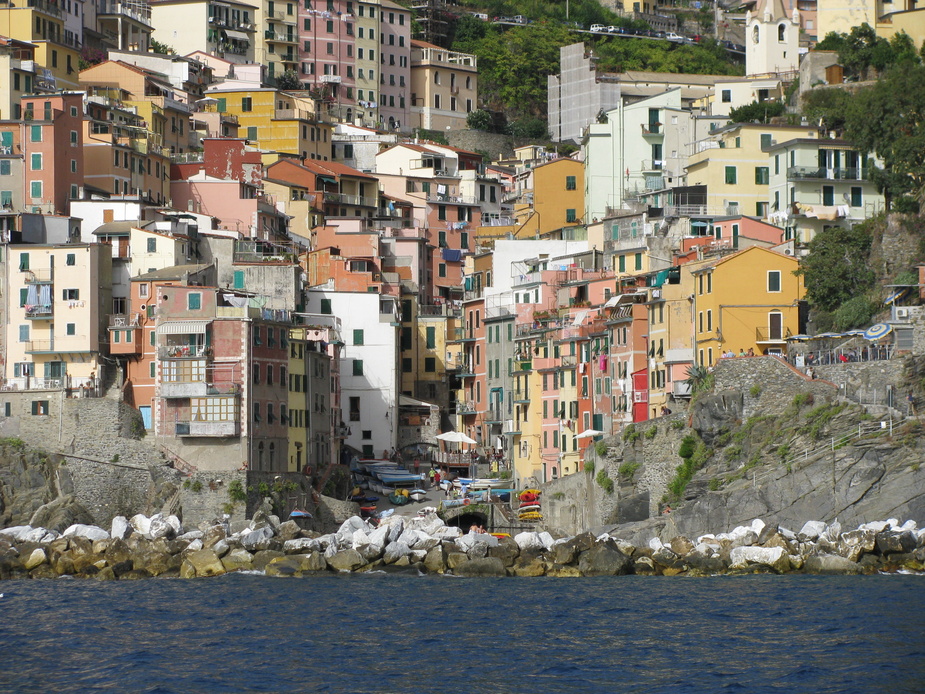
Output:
top-left (745, 0), bottom-right (800, 77)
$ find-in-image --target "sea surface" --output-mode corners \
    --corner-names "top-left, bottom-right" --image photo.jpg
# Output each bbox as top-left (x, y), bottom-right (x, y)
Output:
top-left (1, 573), bottom-right (923, 693)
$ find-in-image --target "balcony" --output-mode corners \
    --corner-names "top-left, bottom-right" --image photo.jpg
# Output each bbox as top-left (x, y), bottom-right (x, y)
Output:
top-left (176, 419), bottom-right (240, 437)
top-left (23, 268), bottom-right (53, 283)
top-left (456, 401), bottom-right (477, 415)
top-left (323, 191), bottom-right (378, 207)
top-left (448, 327), bottom-right (475, 343)
top-left (756, 326), bottom-right (792, 343)
top-left (25, 304), bottom-right (54, 320)
top-left (264, 30), bottom-right (297, 43)
top-left (426, 193), bottom-right (478, 205)
top-left (275, 108), bottom-right (315, 121)
top-left (98, 0), bottom-right (153, 25)
top-left (26, 0), bottom-right (62, 18)
top-left (158, 345), bottom-right (211, 359)
top-left (641, 122), bottom-right (661, 136)
top-left (25, 340), bottom-right (56, 353)
top-left (109, 313), bottom-right (141, 328)
top-left (787, 166), bottom-right (867, 181)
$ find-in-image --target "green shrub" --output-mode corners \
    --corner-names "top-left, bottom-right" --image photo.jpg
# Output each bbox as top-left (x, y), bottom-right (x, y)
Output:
top-left (670, 420), bottom-right (685, 430)
top-left (618, 461), bottom-right (640, 479)
top-left (709, 477), bottom-right (722, 491)
top-left (190, 480), bottom-right (203, 493)
top-left (725, 444), bottom-right (742, 461)
top-left (622, 424), bottom-right (640, 442)
top-left (228, 479), bottom-right (247, 503)
top-left (677, 435), bottom-right (697, 459)
top-left (644, 426), bottom-right (658, 440)
top-left (792, 393), bottom-right (814, 408)
top-left (584, 460), bottom-right (595, 474)
top-left (750, 384), bottom-right (762, 397)
top-left (595, 469), bottom-right (615, 494)
top-left (595, 441), bottom-right (609, 456)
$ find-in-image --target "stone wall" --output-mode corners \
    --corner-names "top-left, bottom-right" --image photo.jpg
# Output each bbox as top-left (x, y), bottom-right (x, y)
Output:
top-left (445, 131), bottom-right (542, 161)
top-left (179, 470), bottom-right (248, 527)
top-left (62, 456), bottom-right (160, 525)
top-left (632, 414), bottom-right (691, 516)
top-left (0, 391), bottom-right (163, 468)
top-left (713, 356), bottom-right (838, 418)
top-left (813, 357), bottom-right (907, 408)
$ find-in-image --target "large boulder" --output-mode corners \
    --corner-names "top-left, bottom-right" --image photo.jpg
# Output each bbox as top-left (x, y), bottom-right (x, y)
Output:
top-left (110, 516), bottom-right (132, 540)
top-left (252, 550), bottom-right (285, 571)
top-left (327, 548), bottom-right (366, 572)
top-left (180, 549), bottom-right (226, 578)
top-left (0, 526), bottom-right (33, 542)
top-left (147, 514), bottom-right (176, 540)
top-left (548, 541), bottom-right (577, 566)
top-left (578, 543), bottom-right (633, 576)
top-left (63, 524), bottom-right (110, 543)
top-left (423, 545), bottom-right (447, 573)
top-left (130, 514), bottom-right (152, 536)
top-left (23, 548), bottom-right (46, 570)
top-left (876, 531), bottom-right (917, 555)
top-left (265, 556), bottom-right (305, 577)
top-left (221, 548), bottom-right (254, 573)
top-left (514, 532), bottom-right (546, 552)
top-left (729, 546), bottom-right (790, 573)
top-left (453, 556), bottom-right (506, 577)
top-left (798, 521), bottom-right (827, 542)
top-left (837, 529), bottom-right (877, 562)
top-left (488, 537), bottom-right (520, 567)
top-left (512, 555), bottom-right (547, 577)
top-left (383, 541), bottom-right (412, 565)
top-left (803, 554), bottom-right (860, 575)
top-left (240, 526), bottom-right (275, 550)
top-left (284, 538), bottom-right (320, 554)
top-left (275, 520), bottom-right (302, 542)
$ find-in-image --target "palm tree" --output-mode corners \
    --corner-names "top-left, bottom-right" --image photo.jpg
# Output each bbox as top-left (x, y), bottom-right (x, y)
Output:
top-left (684, 364), bottom-right (714, 395)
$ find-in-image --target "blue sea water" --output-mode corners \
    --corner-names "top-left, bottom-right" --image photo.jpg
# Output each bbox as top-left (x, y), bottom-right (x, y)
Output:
top-left (0, 573), bottom-right (923, 693)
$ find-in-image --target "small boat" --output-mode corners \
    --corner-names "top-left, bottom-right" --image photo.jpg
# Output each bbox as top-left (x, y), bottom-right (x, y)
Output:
top-left (388, 492), bottom-right (411, 505)
top-left (409, 489), bottom-right (427, 502)
top-left (518, 512), bottom-right (543, 521)
top-left (441, 499), bottom-right (468, 509)
top-left (519, 503), bottom-right (541, 513)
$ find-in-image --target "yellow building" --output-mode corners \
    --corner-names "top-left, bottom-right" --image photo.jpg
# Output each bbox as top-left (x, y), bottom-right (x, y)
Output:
top-left (210, 88), bottom-right (335, 160)
top-left (512, 158), bottom-right (585, 236)
top-left (409, 40), bottom-right (477, 132)
top-left (287, 327), bottom-right (310, 473)
top-left (0, 2), bottom-right (80, 90)
top-left (686, 123), bottom-right (813, 220)
top-left (690, 246), bottom-right (805, 367)
top-left (5, 244), bottom-right (112, 390)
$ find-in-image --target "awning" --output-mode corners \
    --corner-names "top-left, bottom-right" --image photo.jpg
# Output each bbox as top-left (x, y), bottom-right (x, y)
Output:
top-left (572, 309), bottom-right (589, 326)
top-left (157, 320), bottom-right (210, 335)
top-left (224, 30), bottom-right (249, 41)
top-left (316, 174), bottom-right (336, 185)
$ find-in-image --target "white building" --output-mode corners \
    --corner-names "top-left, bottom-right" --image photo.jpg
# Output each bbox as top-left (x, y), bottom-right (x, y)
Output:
top-left (304, 288), bottom-right (400, 459)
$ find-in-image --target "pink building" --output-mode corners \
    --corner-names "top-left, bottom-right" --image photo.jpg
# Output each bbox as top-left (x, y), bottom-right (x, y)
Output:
top-left (21, 92), bottom-right (84, 216)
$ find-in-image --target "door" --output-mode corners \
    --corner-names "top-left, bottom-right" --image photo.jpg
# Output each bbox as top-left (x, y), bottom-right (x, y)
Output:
top-left (139, 406), bottom-right (152, 430)
top-left (769, 312), bottom-right (783, 340)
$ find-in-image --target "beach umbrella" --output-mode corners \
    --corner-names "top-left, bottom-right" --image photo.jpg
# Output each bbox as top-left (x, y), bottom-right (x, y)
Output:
top-left (786, 334), bottom-right (812, 341)
top-left (436, 431), bottom-right (477, 444)
top-left (863, 323), bottom-right (893, 340)
top-left (814, 332), bottom-right (841, 339)
top-left (576, 429), bottom-right (604, 439)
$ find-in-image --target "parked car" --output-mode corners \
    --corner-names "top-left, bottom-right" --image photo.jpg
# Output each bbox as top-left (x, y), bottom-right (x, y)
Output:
top-left (606, 25), bottom-right (621, 34)
top-left (665, 31), bottom-right (683, 41)
top-left (590, 23), bottom-right (607, 32)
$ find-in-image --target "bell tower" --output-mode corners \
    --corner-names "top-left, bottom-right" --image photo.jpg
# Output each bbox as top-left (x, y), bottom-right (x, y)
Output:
top-left (745, 0), bottom-right (800, 77)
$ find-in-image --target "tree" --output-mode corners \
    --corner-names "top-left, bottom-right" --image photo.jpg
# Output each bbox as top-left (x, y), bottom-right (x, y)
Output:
top-left (509, 116), bottom-right (549, 139)
top-left (815, 24), bottom-right (919, 79)
top-left (795, 222), bottom-right (876, 312)
top-left (275, 70), bottom-right (302, 91)
top-left (728, 100), bottom-right (786, 124)
top-left (843, 64), bottom-right (925, 207)
top-left (150, 39), bottom-right (175, 55)
top-left (801, 88), bottom-right (851, 133)
top-left (466, 109), bottom-right (493, 131)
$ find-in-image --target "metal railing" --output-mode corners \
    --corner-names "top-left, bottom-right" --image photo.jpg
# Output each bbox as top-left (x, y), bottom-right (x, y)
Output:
top-left (787, 166), bottom-right (867, 181)
top-left (109, 313), bottom-right (141, 327)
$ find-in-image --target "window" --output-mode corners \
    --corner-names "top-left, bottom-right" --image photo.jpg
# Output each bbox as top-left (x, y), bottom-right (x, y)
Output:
top-left (0, 160), bottom-right (9, 176)
top-left (233, 270), bottom-right (245, 289)
top-left (566, 209), bottom-right (577, 223)
top-left (66, 253), bottom-right (75, 266)
top-left (768, 270), bottom-right (782, 292)
top-left (353, 329), bottom-right (364, 345)
top-left (721, 90), bottom-right (731, 103)
top-left (30, 181), bottom-right (42, 198)
top-left (30, 125), bottom-right (42, 142)
top-left (30, 153), bottom-right (42, 170)
top-left (725, 166), bottom-right (737, 185)
top-left (424, 357), bottom-right (436, 372)
top-left (755, 167), bottom-right (769, 185)
top-left (822, 185), bottom-right (834, 206)
top-left (62, 288), bottom-right (79, 300)
top-left (438, 263), bottom-right (446, 278)
top-left (634, 253), bottom-right (642, 271)
top-left (147, 238), bottom-right (156, 253)
top-left (353, 359), bottom-right (364, 376)
top-left (187, 292), bottom-right (201, 310)
top-left (402, 357), bottom-right (412, 372)
top-left (31, 400), bottom-right (49, 416)
top-left (426, 326), bottom-right (435, 349)
top-left (139, 283), bottom-right (149, 298)
top-left (851, 186), bottom-right (863, 207)
top-left (267, 365), bottom-right (274, 385)
top-left (320, 298), bottom-right (332, 314)
top-left (247, 126), bottom-right (257, 141)
top-left (565, 175), bottom-right (576, 190)
top-left (254, 326), bottom-right (262, 346)
top-left (241, 97), bottom-right (252, 112)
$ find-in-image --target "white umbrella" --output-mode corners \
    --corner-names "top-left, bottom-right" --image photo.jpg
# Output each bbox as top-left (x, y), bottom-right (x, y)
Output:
top-left (436, 431), bottom-right (477, 444)
top-left (575, 429), bottom-right (604, 439)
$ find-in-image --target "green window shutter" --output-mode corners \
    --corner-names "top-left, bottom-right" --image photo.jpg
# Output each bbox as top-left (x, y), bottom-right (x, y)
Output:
top-left (353, 359), bottom-right (363, 376)
top-left (188, 293), bottom-right (201, 310)
top-left (233, 270), bottom-right (245, 289)
top-left (425, 357), bottom-right (435, 372)
top-left (30, 125), bottom-right (41, 142)
top-left (320, 298), bottom-right (332, 314)
top-left (725, 166), bottom-right (736, 185)
top-left (19, 287), bottom-right (27, 306)
top-left (566, 209), bottom-right (576, 223)
top-left (425, 326), bottom-right (435, 349)
top-left (635, 253), bottom-right (642, 271)
top-left (217, 97), bottom-right (227, 112)
top-left (760, 133), bottom-right (772, 149)
top-left (1, 131), bottom-right (11, 147)
top-left (822, 186), bottom-right (834, 206)
top-left (850, 187), bottom-right (862, 207)
top-left (30, 181), bottom-right (42, 198)
top-left (401, 327), bottom-right (412, 350)
top-left (461, 232), bottom-right (469, 249)
top-left (438, 231), bottom-right (446, 247)
top-left (247, 126), bottom-right (257, 141)
top-left (353, 329), bottom-right (364, 345)
top-left (618, 255), bottom-right (625, 273)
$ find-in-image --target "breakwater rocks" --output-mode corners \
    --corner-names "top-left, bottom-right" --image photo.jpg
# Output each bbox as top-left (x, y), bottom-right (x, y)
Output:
top-left (1, 512), bottom-right (924, 579)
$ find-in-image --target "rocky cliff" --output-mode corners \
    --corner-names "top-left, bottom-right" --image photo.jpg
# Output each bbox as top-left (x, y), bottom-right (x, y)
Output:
top-left (543, 356), bottom-right (925, 541)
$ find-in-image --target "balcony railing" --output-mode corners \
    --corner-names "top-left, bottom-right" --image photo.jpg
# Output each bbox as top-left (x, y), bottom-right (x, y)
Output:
top-left (449, 327), bottom-right (475, 342)
top-left (158, 345), bottom-right (211, 359)
top-left (176, 419), bottom-right (240, 437)
top-left (264, 31), bottom-right (297, 43)
top-left (25, 304), bottom-right (54, 319)
top-left (787, 166), bottom-right (867, 181)
top-left (641, 122), bottom-right (661, 135)
top-left (456, 401), bottom-right (477, 414)
top-left (109, 313), bottom-right (141, 327)
top-left (23, 268), bottom-right (53, 283)
top-left (323, 192), bottom-right (378, 207)
top-left (426, 193), bottom-right (478, 205)
top-left (25, 339), bottom-right (56, 353)
top-left (756, 326), bottom-right (792, 342)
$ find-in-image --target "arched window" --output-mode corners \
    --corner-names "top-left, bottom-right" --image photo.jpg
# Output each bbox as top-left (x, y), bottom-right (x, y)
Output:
top-left (753, 25), bottom-right (759, 44)
top-left (269, 442), bottom-right (275, 466)
top-left (778, 24), bottom-right (785, 42)
top-left (434, 71), bottom-right (440, 85)
top-left (257, 442), bottom-right (264, 469)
